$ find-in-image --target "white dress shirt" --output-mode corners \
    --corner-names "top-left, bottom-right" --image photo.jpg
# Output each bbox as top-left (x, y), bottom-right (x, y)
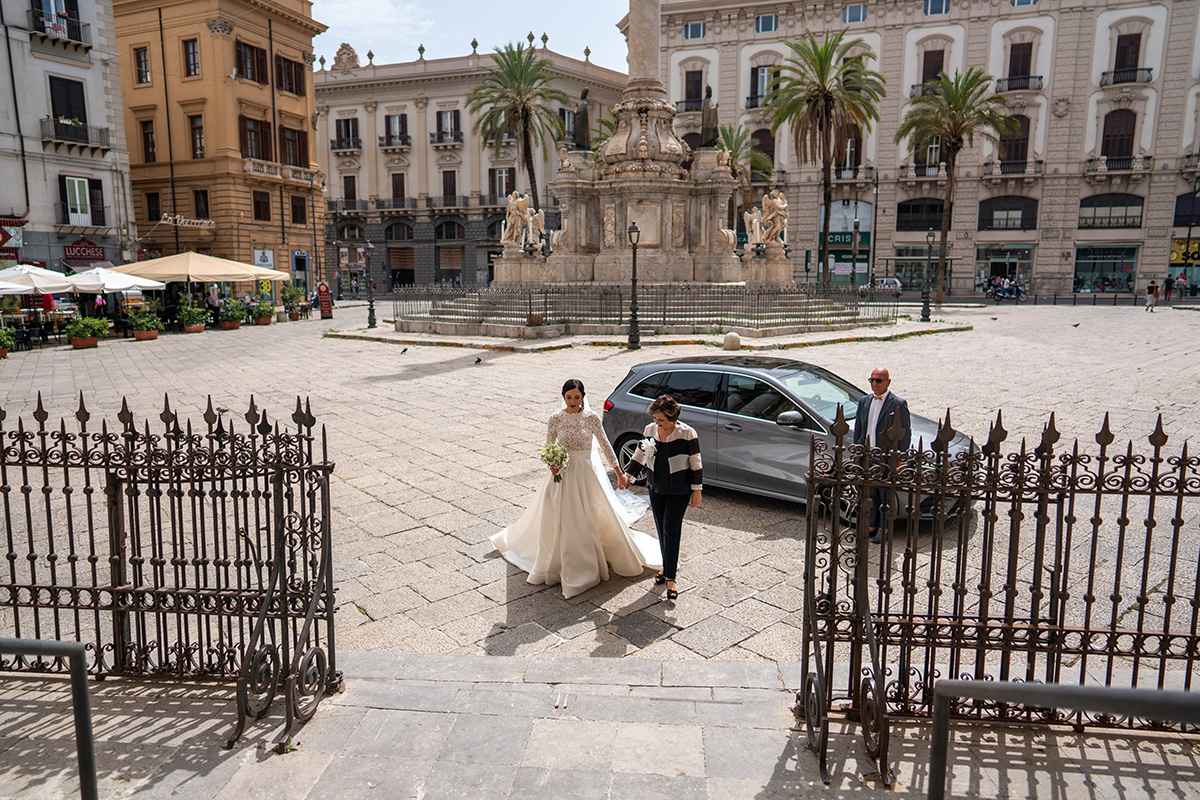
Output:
top-left (865, 391), bottom-right (889, 447)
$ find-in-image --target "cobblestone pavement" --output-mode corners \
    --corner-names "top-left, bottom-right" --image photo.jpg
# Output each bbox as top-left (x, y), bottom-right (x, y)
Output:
top-left (1, 304), bottom-right (1197, 662)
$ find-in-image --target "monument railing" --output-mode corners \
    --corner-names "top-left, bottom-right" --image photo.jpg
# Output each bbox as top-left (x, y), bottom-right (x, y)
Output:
top-left (391, 283), bottom-right (897, 329)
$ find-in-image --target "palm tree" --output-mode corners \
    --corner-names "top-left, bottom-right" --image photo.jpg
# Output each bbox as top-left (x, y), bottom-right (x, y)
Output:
top-left (466, 43), bottom-right (568, 211)
top-left (763, 30), bottom-right (885, 284)
top-left (717, 124), bottom-right (775, 234)
top-left (895, 66), bottom-right (1017, 304)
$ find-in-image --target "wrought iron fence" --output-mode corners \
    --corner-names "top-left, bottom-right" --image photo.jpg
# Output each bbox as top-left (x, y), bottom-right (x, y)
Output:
top-left (392, 283), bottom-right (897, 331)
top-left (798, 409), bottom-right (1200, 785)
top-left (0, 394), bottom-right (339, 751)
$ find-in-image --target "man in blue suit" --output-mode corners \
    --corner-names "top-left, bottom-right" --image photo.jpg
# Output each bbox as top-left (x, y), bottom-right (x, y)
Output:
top-left (853, 367), bottom-right (912, 544)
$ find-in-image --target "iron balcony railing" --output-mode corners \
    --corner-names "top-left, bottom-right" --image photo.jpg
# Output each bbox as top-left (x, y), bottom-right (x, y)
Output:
top-left (675, 99), bottom-right (703, 112)
top-left (1085, 154), bottom-right (1153, 172)
top-left (899, 163), bottom-right (942, 179)
top-left (984, 158), bottom-right (1044, 175)
top-left (430, 130), bottom-right (464, 144)
top-left (325, 198), bottom-right (369, 212)
top-left (330, 137), bottom-right (361, 151)
top-left (909, 83), bottom-right (940, 98)
top-left (1078, 213), bottom-right (1142, 229)
top-left (994, 75), bottom-right (1044, 92)
top-left (40, 117), bottom-right (110, 148)
top-left (1099, 66), bottom-right (1153, 86)
top-left (378, 134), bottom-right (411, 148)
top-left (834, 165), bottom-right (874, 181)
top-left (1182, 152), bottom-right (1199, 170)
top-left (54, 203), bottom-right (107, 227)
top-left (979, 216), bottom-right (1037, 231)
top-left (375, 197), bottom-right (418, 210)
top-left (28, 9), bottom-right (91, 47)
top-left (480, 194), bottom-right (504, 207)
top-left (429, 195), bottom-right (469, 208)
top-left (745, 95), bottom-right (763, 109)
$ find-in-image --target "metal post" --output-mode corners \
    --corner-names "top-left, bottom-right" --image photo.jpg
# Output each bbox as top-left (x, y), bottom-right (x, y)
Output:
top-left (922, 229), bottom-right (933, 322)
top-left (852, 205), bottom-right (861, 288)
top-left (365, 241), bottom-right (376, 328)
top-left (627, 221), bottom-right (640, 350)
top-left (1184, 176), bottom-right (1200, 289)
top-left (869, 169), bottom-right (878, 285)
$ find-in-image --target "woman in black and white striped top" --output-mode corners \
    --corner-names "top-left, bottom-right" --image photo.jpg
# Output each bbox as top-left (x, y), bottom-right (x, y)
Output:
top-left (626, 395), bottom-right (702, 600)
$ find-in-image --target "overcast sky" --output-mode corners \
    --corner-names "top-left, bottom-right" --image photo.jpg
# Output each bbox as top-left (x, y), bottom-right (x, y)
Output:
top-left (310, 0), bottom-right (631, 73)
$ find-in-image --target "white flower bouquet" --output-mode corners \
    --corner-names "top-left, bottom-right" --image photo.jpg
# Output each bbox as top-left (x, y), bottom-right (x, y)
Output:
top-left (638, 438), bottom-right (656, 460)
top-left (539, 440), bottom-right (570, 483)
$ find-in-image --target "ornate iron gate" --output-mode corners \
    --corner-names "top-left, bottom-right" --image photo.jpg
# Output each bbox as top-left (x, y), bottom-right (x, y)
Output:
top-left (799, 409), bottom-right (1200, 785)
top-left (0, 394), bottom-right (339, 750)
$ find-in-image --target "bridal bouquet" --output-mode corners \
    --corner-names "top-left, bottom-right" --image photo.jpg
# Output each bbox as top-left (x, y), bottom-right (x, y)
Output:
top-left (539, 440), bottom-right (569, 483)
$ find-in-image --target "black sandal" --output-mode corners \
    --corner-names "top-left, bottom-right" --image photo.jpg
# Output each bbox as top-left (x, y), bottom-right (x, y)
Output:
top-left (666, 581), bottom-right (678, 600)
top-left (654, 573), bottom-right (666, 585)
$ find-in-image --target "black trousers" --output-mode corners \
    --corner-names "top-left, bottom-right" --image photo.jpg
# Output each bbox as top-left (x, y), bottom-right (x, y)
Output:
top-left (649, 490), bottom-right (690, 580)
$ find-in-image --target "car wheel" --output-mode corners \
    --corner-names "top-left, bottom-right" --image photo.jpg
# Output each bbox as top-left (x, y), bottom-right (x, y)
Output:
top-left (615, 434), bottom-right (641, 473)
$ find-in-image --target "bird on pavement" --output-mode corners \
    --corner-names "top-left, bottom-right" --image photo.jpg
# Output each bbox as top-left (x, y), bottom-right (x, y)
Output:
top-left (475, 357), bottom-right (482, 364)
top-left (990, 317), bottom-right (997, 321)
top-left (400, 347), bottom-right (408, 353)
top-left (1072, 323), bottom-right (1080, 328)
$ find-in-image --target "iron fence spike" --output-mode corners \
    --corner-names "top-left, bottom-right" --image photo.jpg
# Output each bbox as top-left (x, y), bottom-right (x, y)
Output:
top-left (160, 394), bottom-right (175, 426)
top-left (292, 397), bottom-right (305, 426)
top-left (117, 397), bottom-right (133, 429)
top-left (75, 392), bottom-right (89, 425)
top-left (830, 404), bottom-right (850, 440)
top-left (245, 396), bottom-right (259, 426)
top-left (1149, 415), bottom-right (1168, 449)
top-left (34, 392), bottom-right (48, 425)
top-left (1096, 413), bottom-right (1115, 447)
top-left (203, 397), bottom-right (218, 427)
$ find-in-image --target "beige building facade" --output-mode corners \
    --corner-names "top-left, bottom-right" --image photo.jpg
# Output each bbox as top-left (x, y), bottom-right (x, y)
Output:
top-left (114, 0), bottom-right (326, 289)
top-left (659, 0), bottom-right (1200, 295)
top-left (314, 42), bottom-right (625, 289)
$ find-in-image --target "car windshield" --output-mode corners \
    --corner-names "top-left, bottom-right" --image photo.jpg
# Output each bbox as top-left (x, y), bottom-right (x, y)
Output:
top-left (775, 367), bottom-right (865, 422)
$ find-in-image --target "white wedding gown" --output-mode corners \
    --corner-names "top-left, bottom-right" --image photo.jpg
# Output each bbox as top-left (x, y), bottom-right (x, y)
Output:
top-left (491, 408), bottom-right (662, 599)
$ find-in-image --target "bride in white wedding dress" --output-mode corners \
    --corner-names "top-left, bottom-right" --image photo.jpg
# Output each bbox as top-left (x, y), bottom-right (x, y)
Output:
top-left (490, 379), bottom-right (662, 599)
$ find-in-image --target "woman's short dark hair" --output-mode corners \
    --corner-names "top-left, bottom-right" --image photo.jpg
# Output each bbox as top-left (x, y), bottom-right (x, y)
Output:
top-left (648, 395), bottom-right (681, 422)
top-left (561, 378), bottom-right (586, 397)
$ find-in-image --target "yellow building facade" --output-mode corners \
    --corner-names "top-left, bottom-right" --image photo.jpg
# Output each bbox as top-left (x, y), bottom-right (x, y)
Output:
top-left (114, 0), bottom-right (326, 289)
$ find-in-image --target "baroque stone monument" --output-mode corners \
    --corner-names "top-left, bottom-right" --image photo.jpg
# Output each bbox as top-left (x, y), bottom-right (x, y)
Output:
top-left (494, 0), bottom-right (750, 284)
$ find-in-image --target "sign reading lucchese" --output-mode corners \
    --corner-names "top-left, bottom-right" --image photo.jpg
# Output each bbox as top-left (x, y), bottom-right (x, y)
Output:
top-left (159, 213), bottom-right (216, 229)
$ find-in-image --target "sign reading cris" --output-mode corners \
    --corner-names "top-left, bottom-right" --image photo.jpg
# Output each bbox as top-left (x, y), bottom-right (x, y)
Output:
top-left (64, 239), bottom-right (104, 260)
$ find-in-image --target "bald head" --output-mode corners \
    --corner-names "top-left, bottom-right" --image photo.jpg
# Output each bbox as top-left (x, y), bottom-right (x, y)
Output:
top-left (868, 367), bottom-right (891, 397)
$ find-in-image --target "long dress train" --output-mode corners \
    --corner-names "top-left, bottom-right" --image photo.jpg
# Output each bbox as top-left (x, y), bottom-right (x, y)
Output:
top-left (490, 409), bottom-right (661, 599)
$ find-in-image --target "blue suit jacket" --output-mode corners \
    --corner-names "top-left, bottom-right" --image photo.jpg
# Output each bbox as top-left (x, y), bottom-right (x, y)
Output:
top-left (853, 392), bottom-right (912, 452)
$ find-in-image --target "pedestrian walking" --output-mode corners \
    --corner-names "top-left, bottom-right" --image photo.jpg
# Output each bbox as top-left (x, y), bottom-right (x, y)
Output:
top-left (351, 277), bottom-right (359, 299)
top-left (1165, 277), bottom-right (1173, 302)
top-left (1176, 273), bottom-right (1188, 300)
top-left (1146, 281), bottom-right (1159, 312)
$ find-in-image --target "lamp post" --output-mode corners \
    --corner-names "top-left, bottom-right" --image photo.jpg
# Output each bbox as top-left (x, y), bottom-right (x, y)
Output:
top-left (627, 221), bottom-right (640, 350)
top-left (364, 240), bottom-right (377, 328)
top-left (851, 199), bottom-right (861, 288)
top-left (1184, 175), bottom-right (1200, 289)
top-left (922, 228), bottom-right (934, 323)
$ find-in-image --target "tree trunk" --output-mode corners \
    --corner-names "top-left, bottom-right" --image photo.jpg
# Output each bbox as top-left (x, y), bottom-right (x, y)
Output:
top-left (937, 151), bottom-right (957, 305)
top-left (523, 120), bottom-right (540, 212)
top-left (821, 158), bottom-right (833, 287)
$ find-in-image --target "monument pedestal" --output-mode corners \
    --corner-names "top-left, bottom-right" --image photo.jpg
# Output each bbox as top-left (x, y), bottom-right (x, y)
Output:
top-left (493, 244), bottom-right (548, 284)
top-left (744, 243), bottom-right (793, 286)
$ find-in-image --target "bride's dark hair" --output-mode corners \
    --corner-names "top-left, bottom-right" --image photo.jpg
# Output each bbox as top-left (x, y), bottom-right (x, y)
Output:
top-left (561, 378), bottom-right (586, 397)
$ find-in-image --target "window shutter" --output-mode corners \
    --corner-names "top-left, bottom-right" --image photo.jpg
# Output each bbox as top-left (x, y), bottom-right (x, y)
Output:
top-left (58, 174), bottom-right (68, 208)
top-left (298, 130), bottom-right (308, 166)
top-left (278, 125), bottom-right (286, 165)
top-left (750, 67), bottom-right (760, 97)
top-left (274, 54), bottom-right (282, 87)
top-left (65, 0), bottom-right (78, 17)
top-left (256, 47), bottom-right (268, 84)
top-left (451, 109), bottom-right (460, 132)
top-left (238, 115), bottom-right (248, 157)
top-left (295, 61), bottom-right (306, 96)
top-left (399, 113), bottom-right (407, 134)
top-left (88, 178), bottom-right (104, 225)
top-left (262, 121), bottom-right (273, 161)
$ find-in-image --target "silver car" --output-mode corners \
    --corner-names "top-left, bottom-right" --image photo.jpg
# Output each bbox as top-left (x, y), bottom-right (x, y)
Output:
top-left (601, 355), bottom-right (974, 515)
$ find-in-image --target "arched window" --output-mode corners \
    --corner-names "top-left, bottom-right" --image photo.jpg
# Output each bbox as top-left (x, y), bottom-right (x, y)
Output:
top-left (1079, 193), bottom-right (1143, 229)
top-left (338, 224), bottom-right (362, 240)
top-left (998, 115), bottom-right (1030, 172)
top-left (435, 221), bottom-right (464, 240)
top-left (1100, 110), bottom-right (1136, 168)
top-left (1174, 193), bottom-right (1200, 227)
top-left (751, 129), bottom-right (775, 169)
top-left (896, 198), bottom-right (945, 231)
top-left (385, 222), bottom-right (412, 241)
top-left (978, 196), bottom-right (1037, 231)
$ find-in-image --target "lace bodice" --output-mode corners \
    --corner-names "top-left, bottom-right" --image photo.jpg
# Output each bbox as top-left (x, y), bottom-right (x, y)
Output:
top-left (547, 409), bottom-right (619, 470)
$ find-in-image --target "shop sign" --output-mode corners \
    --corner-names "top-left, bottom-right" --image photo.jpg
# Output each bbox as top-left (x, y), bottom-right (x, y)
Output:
top-left (1170, 238), bottom-right (1199, 265)
top-left (823, 231), bottom-right (870, 248)
top-left (253, 248), bottom-right (274, 270)
top-left (1079, 245), bottom-right (1136, 259)
top-left (0, 247), bottom-right (16, 259)
top-left (64, 239), bottom-right (104, 260)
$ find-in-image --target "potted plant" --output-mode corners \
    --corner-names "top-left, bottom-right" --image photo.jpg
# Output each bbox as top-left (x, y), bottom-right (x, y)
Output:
top-left (129, 308), bottom-right (163, 340)
top-left (177, 299), bottom-right (209, 333)
top-left (250, 299), bottom-right (275, 325)
top-left (281, 283), bottom-right (306, 321)
top-left (64, 316), bottom-right (110, 348)
top-left (0, 325), bottom-right (13, 358)
top-left (218, 299), bottom-right (245, 330)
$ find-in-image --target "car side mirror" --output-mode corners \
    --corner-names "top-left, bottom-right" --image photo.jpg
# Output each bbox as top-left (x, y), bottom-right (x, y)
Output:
top-left (776, 410), bottom-right (807, 427)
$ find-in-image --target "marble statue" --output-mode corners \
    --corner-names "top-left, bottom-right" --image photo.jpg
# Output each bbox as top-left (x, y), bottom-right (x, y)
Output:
top-left (502, 191), bottom-right (529, 245)
top-left (574, 88), bottom-right (590, 151)
top-left (743, 207), bottom-right (763, 245)
top-left (700, 85), bottom-right (718, 148)
top-left (761, 189), bottom-right (789, 243)
top-left (528, 208), bottom-right (546, 247)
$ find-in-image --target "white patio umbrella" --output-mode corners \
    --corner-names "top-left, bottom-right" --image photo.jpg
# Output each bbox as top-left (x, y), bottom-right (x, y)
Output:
top-left (0, 264), bottom-right (73, 294)
top-left (65, 266), bottom-right (166, 293)
top-left (109, 252), bottom-right (290, 282)
top-left (0, 279), bottom-right (28, 295)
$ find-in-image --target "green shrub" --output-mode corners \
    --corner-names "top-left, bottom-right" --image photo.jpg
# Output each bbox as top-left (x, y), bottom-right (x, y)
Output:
top-left (64, 316), bottom-right (110, 340)
top-left (250, 300), bottom-right (276, 319)
top-left (0, 326), bottom-right (14, 349)
top-left (218, 299), bottom-right (246, 322)
top-left (128, 308), bottom-right (163, 331)
top-left (177, 299), bottom-right (209, 327)
top-left (280, 282), bottom-right (305, 306)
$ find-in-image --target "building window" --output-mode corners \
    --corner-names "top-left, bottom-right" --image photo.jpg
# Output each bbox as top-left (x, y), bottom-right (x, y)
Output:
top-left (558, 108), bottom-right (575, 140)
top-left (183, 39), bottom-right (199, 77)
top-left (342, 174), bottom-right (356, 201)
top-left (749, 67), bottom-right (778, 107)
top-left (235, 40), bottom-right (268, 84)
top-left (60, 175), bottom-right (103, 226)
top-left (755, 14), bottom-right (777, 33)
top-left (435, 221), bottom-right (464, 240)
top-left (134, 47), bottom-right (150, 83)
top-left (333, 117), bottom-right (359, 150)
top-left (252, 190), bottom-right (270, 221)
top-left (140, 119), bottom-right (156, 162)
top-left (435, 110), bottom-right (461, 138)
top-left (279, 126), bottom-right (307, 167)
top-left (239, 116), bottom-right (271, 160)
top-left (339, 224), bottom-right (362, 241)
top-left (896, 198), bottom-right (946, 231)
top-left (145, 192), bottom-right (160, 222)
top-left (275, 55), bottom-right (306, 96)
top-left (837, 124), bottom-right (862, 177)
top-left (842, 3), bottom-right (867, 23)
top-left (1011, 0), bottom-right (1037, 5)
top-left (1074, 245), bottom-right (1137, 293)
top-left (441, 170), bottom-right (457, 200)
top-left (391, 172), bottom-right (406, 199)
top-left (384, 113), bottom-right (407, 145)
top-left (194, 189), bottom-right (209, 219)
top-left (681, 69), bottom-right (704, 111)
top-left (924, 0), bottom-right (950, 15)
top-left (1114, 33), bottom-right (1140, 72)
top-left (913, 136), bottom-right (941, 176)
top-left (978, 196), bottom-right (1037, 231)
top-left (1100, 109), bottom-right (1136, 168)
top-left (488, 168), bottom-right (514, 198)
top-left (1008, 42), bottom-right (1032, 79)
top-left (386, 222), bottom-right (412, 240)
top-left (189, 115), bottom-right (205, 159)
top-left (291, 195), bottom-right (306, 225)
top-left (751, 128), bottom-right (775, 168)
top-left (1078, 193), bottom-right (1143, 229)
top-left (997, 115), bottom-right (1030, 170)
top-left (922, 49), bottom-right (945, 85)
top-left (1174, 194), bottom-right (1200, 227)
top-left (684, 21), bottom-right (706, 40)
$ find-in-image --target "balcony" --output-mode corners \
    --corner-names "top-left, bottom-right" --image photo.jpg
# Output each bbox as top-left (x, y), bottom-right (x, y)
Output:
top-left (995, 75), bottom-right (1043, 93)
top-left (1085, 155), bottom-right (1153, 178)
top-left (1099, 67), bottom-right (1153, 87)
top-left (675, 99), bottom-right (703, 113)
top-left (983, 159), bottom-right (1044, 186)
top-left (54, 203), bottom-right (108, 229)
top-left (909, 83), bottom-right (940, 98)
top-left (430, 130), bottom-right (463, 147)
top-left (980, 217), bottom-right (1037, 232)
top-left (326, 199), bottom-right (369, 213)
top-left (745, 95), bottom-right (764, 110)
top-left (833, 165), bottom-right (874, 182)
top-left (27, 9), bottom-right (91, 52)
top-left (243, 158), bottom-right (280, 180)
top-left (376, 197), bottom-right (418, 210)
top-left (1182, 153), bottom-right (1200, 172)
top-left (379, 134), bottom-right (411, 151)
top-left (429, 195), bottom-right (469, 208)
top-left (1078, 213), bottom-right (1142, 230)
top-left (40, 117), bottom-right (110, 155)
top-left (330, 137), bottom-right (362, 153)
top-left (480, 194), bottom-right (505, 207)
top-left (284, 165), bottom-right (319, 185)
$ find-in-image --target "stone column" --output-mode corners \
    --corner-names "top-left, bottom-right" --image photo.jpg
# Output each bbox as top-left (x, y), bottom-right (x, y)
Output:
top-left (625, 0), bottom-right (665, 100)
top-left (413, 95), bottom-right (429, 199)
top-left (363, 99), bottom-right (378, 202)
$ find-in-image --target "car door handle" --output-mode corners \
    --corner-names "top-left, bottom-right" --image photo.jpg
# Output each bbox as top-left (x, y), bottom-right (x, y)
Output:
top-left (723, 423), bottom-right (742, 432)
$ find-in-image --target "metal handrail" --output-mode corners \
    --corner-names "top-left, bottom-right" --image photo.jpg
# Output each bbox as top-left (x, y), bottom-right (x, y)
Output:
top-left (1099, 67), bottom-right (1153, 86)
top-left (929, 680), bottom-right (1200, 800)
top-left (40, 117), bottom-right (110, 147)
top-left (378, 134), bottom-right (411, 148)
top-left (995, 75), bottom-right (1043, 92)
top-left (329, 137), bottom-right (361, 150)
top-left (0, 638), bottom-right (97, 800)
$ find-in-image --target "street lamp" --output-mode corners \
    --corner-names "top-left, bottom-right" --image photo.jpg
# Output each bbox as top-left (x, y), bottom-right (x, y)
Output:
top-left (627, 221), bottom-right (640, 350)
top-left (851, 199), bottom-right (861, 288)
top-left (1184, 175), bottom-right (1200, 289)
top-left (364, 240), bottom-right (377, 328)
top-left (922, 228), bottom-right (934, 323)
